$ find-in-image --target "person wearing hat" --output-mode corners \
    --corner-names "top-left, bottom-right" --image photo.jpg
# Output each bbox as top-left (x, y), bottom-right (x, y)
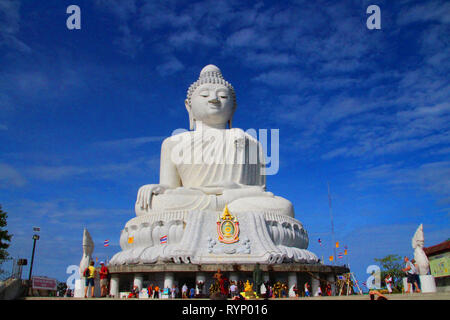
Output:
top-left (99, 261), bottom-right (110, 297)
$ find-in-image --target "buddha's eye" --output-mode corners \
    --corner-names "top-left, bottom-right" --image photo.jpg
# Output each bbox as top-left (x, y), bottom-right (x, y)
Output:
top-left (199, 91), bottom-right (209, 97)
top-left (219, 95), bottom-right (228, 99)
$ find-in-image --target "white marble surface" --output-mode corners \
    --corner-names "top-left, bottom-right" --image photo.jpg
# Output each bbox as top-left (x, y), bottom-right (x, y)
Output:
top-left (110, 65), bottom-right (318, 266)
top-left (110, 209), bottom-right (317, 265)
top-left (412, 224), bottom-right (430, 275)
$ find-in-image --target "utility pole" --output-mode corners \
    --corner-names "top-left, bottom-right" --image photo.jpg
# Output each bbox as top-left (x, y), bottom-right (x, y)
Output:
top-left (28, 231), bottom-right (40, 294)
top-left (327, 182), bottom-right (336, 264)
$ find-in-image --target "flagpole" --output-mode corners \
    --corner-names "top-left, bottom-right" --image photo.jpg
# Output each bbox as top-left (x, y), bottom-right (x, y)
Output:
top-left (346, 251), bottom-right (349, 267)
top-left (327, 182), bottom-right (337, 264)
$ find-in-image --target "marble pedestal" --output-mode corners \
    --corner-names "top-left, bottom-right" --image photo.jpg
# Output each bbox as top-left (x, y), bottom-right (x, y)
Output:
top-left (110, 210), bottom-right (317, 266)
top-left (419, 275), bottom-right (437, 293)
top-left (108, 263), bottom-right (349, 298)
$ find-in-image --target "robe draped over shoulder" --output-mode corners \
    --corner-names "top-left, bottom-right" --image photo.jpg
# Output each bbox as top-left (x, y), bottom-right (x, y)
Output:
top-left (171, 128), bottom-right (265, 190)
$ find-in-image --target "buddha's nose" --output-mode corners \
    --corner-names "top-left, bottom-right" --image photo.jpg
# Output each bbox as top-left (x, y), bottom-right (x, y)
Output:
top-left (208, 97), bottom-right (220, 104)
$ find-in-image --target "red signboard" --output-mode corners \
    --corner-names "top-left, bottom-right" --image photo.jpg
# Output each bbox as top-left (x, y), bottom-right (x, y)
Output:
top-left (32, 276), bottom-right (57, 291)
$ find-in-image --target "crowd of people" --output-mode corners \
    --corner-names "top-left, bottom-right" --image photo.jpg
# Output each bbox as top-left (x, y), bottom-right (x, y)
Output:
top-left (79, 257), bottom-right (425, 299)
top-left (128, 283), bottom-right (201, 299)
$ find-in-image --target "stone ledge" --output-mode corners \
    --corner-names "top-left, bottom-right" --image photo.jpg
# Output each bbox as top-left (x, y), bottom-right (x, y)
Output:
top-left (108, 263), bottom-right (349, 274)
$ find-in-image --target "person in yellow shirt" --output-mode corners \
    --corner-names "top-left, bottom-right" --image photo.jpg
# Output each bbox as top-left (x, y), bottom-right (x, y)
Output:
top-left (84, 261), bottom-right (97, 298)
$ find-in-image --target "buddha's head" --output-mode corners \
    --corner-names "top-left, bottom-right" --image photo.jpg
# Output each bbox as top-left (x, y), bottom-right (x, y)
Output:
top-left (186, 65), bottom-right (237, 130)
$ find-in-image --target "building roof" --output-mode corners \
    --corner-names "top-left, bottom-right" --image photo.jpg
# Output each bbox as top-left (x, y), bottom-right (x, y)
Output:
top-left (424, 240), bottom-right (450, 256)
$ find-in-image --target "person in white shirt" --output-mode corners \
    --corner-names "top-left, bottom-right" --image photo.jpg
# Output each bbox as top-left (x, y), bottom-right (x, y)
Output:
top-left (182, 284), bottom-right (188, 298)
top-left (385, 274), bottom-right (393, 293)
top-left (230, 282), bottom-right (238, 298)
top-left (402, 257), bottom-right (421, 293)
top-left (317, 286), bottom-right (322, 296)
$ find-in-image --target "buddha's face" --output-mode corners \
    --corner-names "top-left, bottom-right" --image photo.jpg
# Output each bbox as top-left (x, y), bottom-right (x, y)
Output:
top-left (187, 83), bottom-right (234, 127)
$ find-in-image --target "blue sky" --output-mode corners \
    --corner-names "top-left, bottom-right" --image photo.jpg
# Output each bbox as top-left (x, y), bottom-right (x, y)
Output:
top-left (0, 0), bottom-right (449, 287)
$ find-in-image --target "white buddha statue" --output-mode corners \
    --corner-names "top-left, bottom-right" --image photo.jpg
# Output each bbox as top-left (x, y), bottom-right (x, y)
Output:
top-left (135, 64), bottom-right (293, 217)
top-left (110, 65), bottom-right (317, 265)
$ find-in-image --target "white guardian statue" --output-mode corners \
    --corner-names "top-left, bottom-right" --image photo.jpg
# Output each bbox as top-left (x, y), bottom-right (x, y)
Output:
top-left (74, 228), bottom-right (96, 297)
top-left (412, 224), bottom-right (429, 275)
top-left (407, 224), bottom-right (437, 293)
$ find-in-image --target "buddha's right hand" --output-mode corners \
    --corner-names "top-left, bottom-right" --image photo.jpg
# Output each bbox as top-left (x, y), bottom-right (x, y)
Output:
top-left (136, 184), bottom-right (167, 209)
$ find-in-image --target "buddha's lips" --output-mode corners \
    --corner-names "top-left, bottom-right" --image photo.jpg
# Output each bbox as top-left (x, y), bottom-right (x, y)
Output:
top-left (208, 103), bottom-right (221, 109)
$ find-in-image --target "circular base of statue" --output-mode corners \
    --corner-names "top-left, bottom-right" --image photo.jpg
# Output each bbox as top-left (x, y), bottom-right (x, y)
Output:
top-left (110, 210), bottom-right (318, 265)
top-left (106, 263), bottom-right (349, 298)
top-left (419, 275), bottom-right (437, 293)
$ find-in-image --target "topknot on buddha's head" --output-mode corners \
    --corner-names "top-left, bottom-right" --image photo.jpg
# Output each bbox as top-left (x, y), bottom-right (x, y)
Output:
top-left (186, 64), bottom-right (237, 108)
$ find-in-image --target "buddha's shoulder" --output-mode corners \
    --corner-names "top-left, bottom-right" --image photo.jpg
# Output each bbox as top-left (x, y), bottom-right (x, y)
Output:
top-left (161, 128), bottom-right (260, 148)
top-left (229, 128), bottom-right (260, 144)
top-left (161, 131), bottom-right (193, 151)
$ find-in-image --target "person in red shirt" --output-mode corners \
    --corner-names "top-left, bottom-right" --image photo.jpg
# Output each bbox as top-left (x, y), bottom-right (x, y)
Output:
top-left (148, 284), bottom-right (154, 299)
top-left (99, 261), bottom-right (109, 297)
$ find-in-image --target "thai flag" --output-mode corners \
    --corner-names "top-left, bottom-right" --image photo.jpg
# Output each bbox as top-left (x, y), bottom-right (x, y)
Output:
top-left (104, 239), bottom-right (109, 247)
top-left (160, 235), bottom-right (168, 244)
top-left (338, 252), bottom-right (343, 259)
top-left (318, 238), bottom-right (322, 245)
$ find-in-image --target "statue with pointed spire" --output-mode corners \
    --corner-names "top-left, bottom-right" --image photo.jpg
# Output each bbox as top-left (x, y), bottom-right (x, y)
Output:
top-left (412, 224), bottom-right (430, 275)
top-left (79, 228), bottom-right (94, 277)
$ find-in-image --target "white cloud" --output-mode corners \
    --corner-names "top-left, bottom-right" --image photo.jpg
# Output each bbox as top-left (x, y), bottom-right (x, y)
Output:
top-left (25, 157), bottom-right (160, 182)
top-left (92, 136), bottom-right (165, 150)
top-left (156, 56), bottom-right (185, 76)
top-left (0, 0), bottom-right (31, 53)
top-left (355, 161), bottom-right (450, 203)
top-left (397, 0), bottom-right (450, 25)
top-left (95, 0), bottom-right (137, 21)
top-left (113, 25), bottom-right (143, 58)
top-left (0, 163), bottom-right (27, 187)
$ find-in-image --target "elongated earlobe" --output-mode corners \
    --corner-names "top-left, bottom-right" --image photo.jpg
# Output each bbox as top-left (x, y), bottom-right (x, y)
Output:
top-left (185, 99), bottom-right (195, 131)
top-left (228, 119), bottom-right (232, 129)
top-left (189, 115), bottom-right (195, 131)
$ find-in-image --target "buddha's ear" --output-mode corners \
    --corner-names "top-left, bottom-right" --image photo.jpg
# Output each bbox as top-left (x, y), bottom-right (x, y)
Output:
top-left (185, 99), bottom-right (195, 130)
top-left (184, 99), bottom-right (191, 113)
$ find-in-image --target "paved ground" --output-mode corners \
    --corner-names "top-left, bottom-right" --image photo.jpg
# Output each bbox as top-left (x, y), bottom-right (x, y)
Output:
top-left (22, 292), bottom-right (450, 300)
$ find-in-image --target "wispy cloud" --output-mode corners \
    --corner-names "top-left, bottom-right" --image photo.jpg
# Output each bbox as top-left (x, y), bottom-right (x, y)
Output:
top-left (397, 0), bottom-right (450, 25)
top-left (0, 0), bottom-right (31, 53)
top-left (0, 163), bottom-right (27, 187)
top-left (26, 157), bottom-right (159, 182)
top-left (156, 56), bottom-right (185, 76)
top-left (354, 161), bottom-right (450, 204)
top-left (92, 136), bottom-right (165, 150)
top-left (95, 0), bottom-right (142, 58)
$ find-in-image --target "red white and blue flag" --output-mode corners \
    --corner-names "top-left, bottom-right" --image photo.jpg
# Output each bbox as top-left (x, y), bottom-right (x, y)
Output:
top-left (104, 239), bottom-right (109, 247)
top-left (160, 235), bottom-right (168, 244)
top-left (318, 238), bottom-right (322, 245)
top-left (338, 252), bottom-right (344, 259)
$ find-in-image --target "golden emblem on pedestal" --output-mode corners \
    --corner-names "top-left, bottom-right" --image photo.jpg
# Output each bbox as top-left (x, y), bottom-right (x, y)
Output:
top-left (217, 205), bottom-right (239, 244)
